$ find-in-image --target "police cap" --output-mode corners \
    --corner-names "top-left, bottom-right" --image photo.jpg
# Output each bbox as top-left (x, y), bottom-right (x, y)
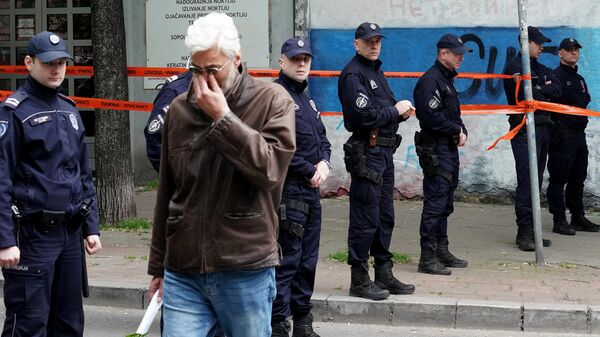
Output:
top-left (355, 22), bottom-right (384, 40)
top-left (436, 34), bottom-right (473, 55)
top-left (281, 37), bottom-right (312, 58)
top-left (559, 37), bottom-right (582, 50)
top-left (27, 31), bottom-right (73, 62)
top-left (526, 26), bottom-right (551, 44)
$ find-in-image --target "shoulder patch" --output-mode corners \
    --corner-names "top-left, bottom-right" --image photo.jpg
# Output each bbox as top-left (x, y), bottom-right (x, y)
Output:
top-left (2, 91), bottom-right (28, 109)
top-left (58, 93), bottom-right (76, 107)
top-left (0, 120), bottom-right (8, 140)
top-left (166, 74), bottom-right (179, 83)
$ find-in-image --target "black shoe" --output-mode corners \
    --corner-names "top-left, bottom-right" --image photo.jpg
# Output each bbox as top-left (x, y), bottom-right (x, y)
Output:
top-left (436, 242), bottom-right (468, 268)
top-left (552, 217), bottom-right (576, 235)
top-left (271, 320), bottom-right (291, 337)
top-left (374, 261), bottom-right (415, 295)
top-left (517, 226), bottom-right (552, 251)
top-left (292, 313), bottom-right (320, 337)
top-left (571, 213), bottom-right (600, 232)
top-left (349, 263), bottom-right (390, 300)
top-left (418, 244), bottom-right (451, 275)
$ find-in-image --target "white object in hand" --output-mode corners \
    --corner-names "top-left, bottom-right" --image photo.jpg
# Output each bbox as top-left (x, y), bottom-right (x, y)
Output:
top-left (136, 291), bottom-right (162, 335)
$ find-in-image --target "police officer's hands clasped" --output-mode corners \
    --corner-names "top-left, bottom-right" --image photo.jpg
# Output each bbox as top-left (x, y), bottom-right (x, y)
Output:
top-left (309, 160), bottom-right (330, 188)
top-left (192, 73), bottom-right (230, 122)
top-left (458, 130), bottom-right (467, 147)
top-left (85, 235), bottom-right (102, 255)
top-left (0, 246), bottom-right (20, 268)
top-left (395, 100), bottom-right (415, 120)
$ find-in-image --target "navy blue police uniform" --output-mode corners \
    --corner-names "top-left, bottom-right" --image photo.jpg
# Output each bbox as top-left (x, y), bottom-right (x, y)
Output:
top-left (413, 34), bottom-right (471, 276)
top-left (547, 38), bottom-right (599, 233)
top-left (271, 38), bottom-right (331, 336)
top-left (338, 23), bottom-right (414, 301)
top-left (144, 71), bottom-right (192, 172)
top-left (0, 32), bottom-right (99, 337)
top-left (502, 26), bottom-right (561, 250)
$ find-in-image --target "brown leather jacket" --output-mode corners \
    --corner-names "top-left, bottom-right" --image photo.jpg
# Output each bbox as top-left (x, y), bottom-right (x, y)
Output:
top-left (148, 64), bottom-right (295, 276)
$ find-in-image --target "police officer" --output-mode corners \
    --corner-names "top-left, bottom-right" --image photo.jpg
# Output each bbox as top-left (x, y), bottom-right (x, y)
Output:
top-left (547, 38), bottom-right (599, 234)
top-left (338, 22), bottom-right (415, 301)
top-left (503, 26), bottom-right (561, 251)
top-left (271, 37), bottom-right (331, 337)
top-left (0, 31), bottom-right (102, 337)
top-left (144, 70), bottom-right (192, 172)
top-left (413, 34), bottom-right (471, 276)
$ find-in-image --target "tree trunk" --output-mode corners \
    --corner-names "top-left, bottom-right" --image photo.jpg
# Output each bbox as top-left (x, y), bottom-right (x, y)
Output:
top-left (91, 0), bottom-right (136, 224)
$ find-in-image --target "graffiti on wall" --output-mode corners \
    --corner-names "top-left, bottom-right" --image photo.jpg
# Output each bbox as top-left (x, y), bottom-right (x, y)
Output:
top-left (310, 27), bottom-right (600, 207)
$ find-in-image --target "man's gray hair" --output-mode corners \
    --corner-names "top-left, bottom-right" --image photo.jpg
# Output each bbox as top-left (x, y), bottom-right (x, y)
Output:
top-left (185, 12), bottom-right (240, 58)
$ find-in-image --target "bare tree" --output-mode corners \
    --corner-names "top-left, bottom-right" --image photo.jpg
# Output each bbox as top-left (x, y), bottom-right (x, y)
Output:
top-left (91, 0), bottom-right (136, 224)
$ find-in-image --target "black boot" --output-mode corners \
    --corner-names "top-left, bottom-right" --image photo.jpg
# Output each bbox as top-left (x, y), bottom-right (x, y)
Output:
top-left (349, 263), bottom-right (390, 300)
top-left (552, 214), bottom-right (576, 235)
top-left (436, 240), bottom-right (468, 268)
top-left (292, 313), bottom-right (320, 337)
top-left (571, 213), bottom-right (600, 232)
top-left (418, 243), bottom-right (451, 275)
top-left (374, 261), bottom-right (415, 295)
top-left (517, 226), bottom-right (552, 251)
top-left (271, 320), bottom-right (291, 337)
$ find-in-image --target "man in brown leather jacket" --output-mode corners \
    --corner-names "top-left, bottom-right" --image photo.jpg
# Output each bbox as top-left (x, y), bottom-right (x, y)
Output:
top-left (147, 13), bottom-right (296, 337)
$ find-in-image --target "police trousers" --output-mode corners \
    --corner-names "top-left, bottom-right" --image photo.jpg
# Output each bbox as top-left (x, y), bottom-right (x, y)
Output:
top-left (510, 124), bottom-right (550, 227)
top-left (547, 131), bottom-right (588, 216)
top-left (272, 182), bottom-right (321, 323)
top-left (347, 146), bottom-right (395, 266)
top-left (2, 222), bottom-right (84, 337)
top-left (419, 144), bottom-right (459, 248)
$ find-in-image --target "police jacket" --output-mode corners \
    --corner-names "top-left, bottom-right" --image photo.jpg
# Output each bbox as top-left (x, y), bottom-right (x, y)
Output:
top-left (0, 76), bottom-right (100, 249)
top-left (144, 71), bottom-right (192, 172)
top-left (503, 54), bottom-right (562, 127)
top-left (275, 71), bottom-right (331, 181)
top-left (338, 53), bottom-right (405, 138)
top-left (414, 60), bottom-right (467, 137)
top-left (552, 63), bottom-right (591, 131)
top-left (148, 64), bottom-right (295, 276)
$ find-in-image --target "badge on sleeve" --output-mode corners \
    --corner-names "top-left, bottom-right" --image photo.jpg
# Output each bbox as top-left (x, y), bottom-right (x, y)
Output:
top-left (428, 97), bottom-right (440, 110)
top-left (355, 93), bottom-right (369, 108)
top-left (147, 119), bottom-right (162, 133)
top-left (69, 113), bottom-right (79, 131)
top-left (0, 121), bottom-right (8, 140)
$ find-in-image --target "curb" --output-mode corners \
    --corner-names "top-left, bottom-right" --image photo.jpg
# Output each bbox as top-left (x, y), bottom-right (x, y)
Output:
top-left (311, 293), bottom-right (600, 334)
top-left (1, 281), bottom-right (599, 334)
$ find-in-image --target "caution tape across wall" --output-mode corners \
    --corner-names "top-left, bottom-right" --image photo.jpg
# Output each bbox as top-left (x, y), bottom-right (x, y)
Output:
top-left (1, 66), bottom-right (599, 150)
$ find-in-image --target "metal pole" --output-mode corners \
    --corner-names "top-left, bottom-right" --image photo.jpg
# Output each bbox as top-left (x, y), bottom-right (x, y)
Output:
top-left (516, 0), bottom-right (544, 265)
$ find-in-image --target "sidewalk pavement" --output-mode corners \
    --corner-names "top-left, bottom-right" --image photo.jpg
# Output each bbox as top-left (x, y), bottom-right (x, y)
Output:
top-left (13, 191), bottom-right (600, 334)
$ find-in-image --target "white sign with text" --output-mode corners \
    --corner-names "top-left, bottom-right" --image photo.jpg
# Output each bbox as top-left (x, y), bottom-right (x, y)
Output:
top-left (145, 0), bottom-right (269, 89)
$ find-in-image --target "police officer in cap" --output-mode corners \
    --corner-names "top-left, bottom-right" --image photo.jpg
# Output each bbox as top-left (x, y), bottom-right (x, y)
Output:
top-left (503, 26), bottom-right (561, 251)
top-left (338, 22), bottom-right (415, 301)
top-left (144, 70), bottom-right (192, 172)
top-left (547, 38), bottom-right (599, 234)
top-left (0, 31), bottom-right (102, 337)
top-left (271, 37), bottom-right (331, 337)
top-left (413, 34), bottom-right (470, 276)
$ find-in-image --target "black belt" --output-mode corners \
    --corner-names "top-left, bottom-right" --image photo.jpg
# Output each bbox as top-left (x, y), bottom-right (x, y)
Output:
top-left (374, 136), bottom-right (397, 147)
top-left (281, 198), bottom-right (310, 215)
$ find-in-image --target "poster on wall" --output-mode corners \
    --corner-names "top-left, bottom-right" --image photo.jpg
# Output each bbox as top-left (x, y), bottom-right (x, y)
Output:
top-left (145, 0), bottom-right (269, 89)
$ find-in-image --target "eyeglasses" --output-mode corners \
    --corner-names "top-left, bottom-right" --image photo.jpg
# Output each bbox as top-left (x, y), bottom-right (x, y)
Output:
top-left (188, 58), bottom-right (232, 76)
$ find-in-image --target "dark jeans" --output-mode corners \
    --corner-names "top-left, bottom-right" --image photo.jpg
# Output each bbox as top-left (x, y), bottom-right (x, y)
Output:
top-left (419, 144), bottom-right (459, 247)
top-left (347, 146), bottom-right (395, 266)
top-left (272, 183), bottom-right (321, 323)
top-left (2, 223), bottom-right (83, 337)
top-left (547, 131), bottom-right (588, 216)
top-left (510, 124), bottom-right (550, 227)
